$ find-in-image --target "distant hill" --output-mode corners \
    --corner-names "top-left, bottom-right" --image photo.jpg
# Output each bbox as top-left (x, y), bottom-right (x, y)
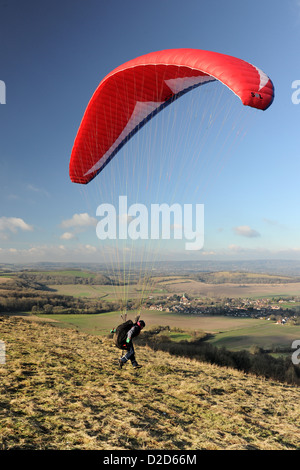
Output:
top-left (3, 259), bottom-right (300, 276)
top-left (191, 271), bottom-right (299, 284)
top-left (17, 270), bottom-right (113, 286)
top-left (150, 260), bottom-right (300, 277)
top-left (0, 314), bottom-right (299, 450)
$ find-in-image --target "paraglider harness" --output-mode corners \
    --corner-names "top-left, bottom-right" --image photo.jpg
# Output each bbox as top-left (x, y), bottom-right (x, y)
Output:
top-left (113, 318), bottom-right (134, 350)
top-left (112, 313), bottom-right (144, 359)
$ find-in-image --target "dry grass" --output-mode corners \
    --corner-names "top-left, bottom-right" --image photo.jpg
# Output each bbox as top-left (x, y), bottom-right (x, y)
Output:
top-left (0, 315), bottom-right (299, 450)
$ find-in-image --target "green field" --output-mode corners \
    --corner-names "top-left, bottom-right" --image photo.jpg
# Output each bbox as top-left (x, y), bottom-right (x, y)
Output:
top-left (38, 310), bottom-right (261, 335)
top-left (49, 283), bottom-right (168, 300)
top-left (26, 270), bottom-right (96, 277)
top-left (37, 309), bottom-right (300, 354)
top-left (208, 321), bottom-right (300, 351)
top-left (48, 277), bottom-right (300, 300)
top-left (49, 284), bottom-right (123, 299)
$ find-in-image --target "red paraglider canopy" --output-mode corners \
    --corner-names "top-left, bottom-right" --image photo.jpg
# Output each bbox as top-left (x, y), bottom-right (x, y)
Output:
top-left (69, 49), bottom-right (274, 184)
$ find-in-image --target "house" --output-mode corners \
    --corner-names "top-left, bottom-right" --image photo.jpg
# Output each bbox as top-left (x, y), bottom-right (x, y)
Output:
top-left (180, 294), bottom-right (189, 304)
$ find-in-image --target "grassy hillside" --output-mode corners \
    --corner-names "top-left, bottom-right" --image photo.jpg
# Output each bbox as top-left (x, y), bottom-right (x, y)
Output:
top-left (0, 315), bottom-right (300, 450)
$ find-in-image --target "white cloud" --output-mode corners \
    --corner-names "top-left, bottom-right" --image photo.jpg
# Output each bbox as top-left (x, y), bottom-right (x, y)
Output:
top-left (0, 217), bottom-right (33, 238)
top-left (201, 250), bottom-right (216, 256)
top-left (82, 244), bottom-right (97, 253)
top-left (233, 225), bottom-right (260, 238)
top-left (228, 244), bottom-right (246, 253)
top-left (0, 243), bottom-right (100, 263)
top-left (60, 232), bottom-right (75, 240)
top-left (61, 213), bottom-right (97, 230)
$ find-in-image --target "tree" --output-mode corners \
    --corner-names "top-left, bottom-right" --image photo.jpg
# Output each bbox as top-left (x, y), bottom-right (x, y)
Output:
top-left (43, 304), bottom-right (53, 314)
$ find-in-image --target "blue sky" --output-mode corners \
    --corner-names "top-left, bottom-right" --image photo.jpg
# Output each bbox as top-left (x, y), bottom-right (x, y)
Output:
top-left (1, 0), bottom-right (300, 264)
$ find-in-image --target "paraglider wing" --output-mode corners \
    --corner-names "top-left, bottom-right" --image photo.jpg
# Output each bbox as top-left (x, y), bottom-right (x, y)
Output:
top-left (69, 49), bottom-right (274, 184)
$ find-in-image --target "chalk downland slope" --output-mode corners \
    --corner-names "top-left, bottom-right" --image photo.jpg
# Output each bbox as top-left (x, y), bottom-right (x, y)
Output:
top-left (0, 315), bottom-right (299, 450)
